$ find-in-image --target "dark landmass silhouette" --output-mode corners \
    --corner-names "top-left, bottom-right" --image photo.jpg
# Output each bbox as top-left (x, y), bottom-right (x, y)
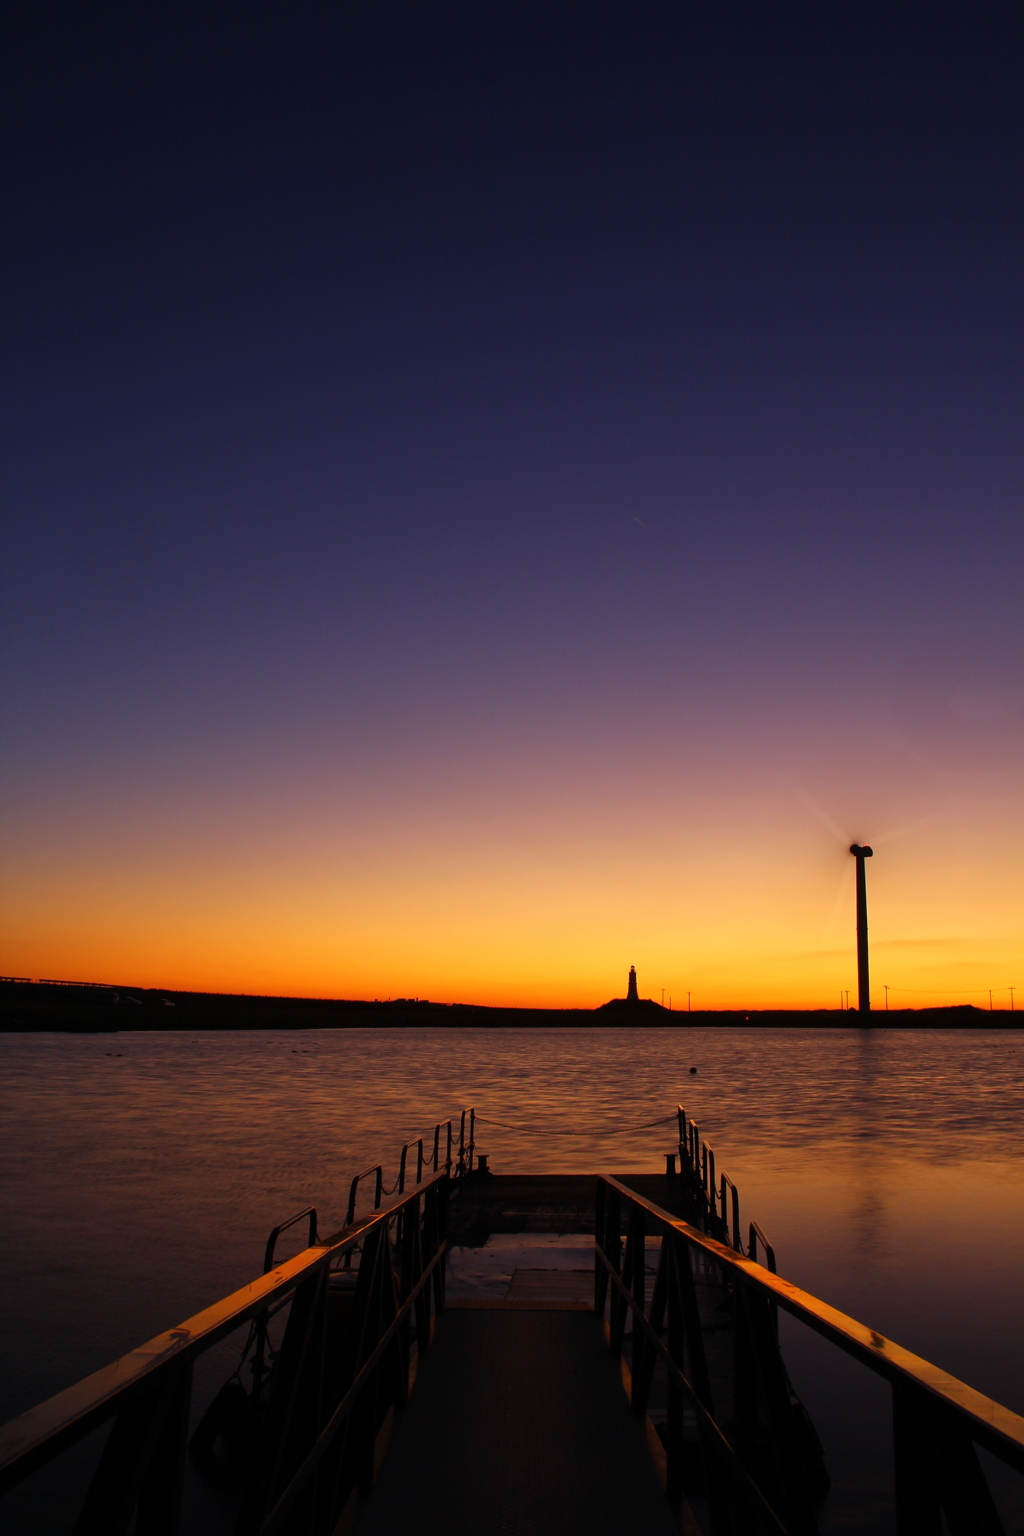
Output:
top-left (0, 979), bottom-right (1016, 1031)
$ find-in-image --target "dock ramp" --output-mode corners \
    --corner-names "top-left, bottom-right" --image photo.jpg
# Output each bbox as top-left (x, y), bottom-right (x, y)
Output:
top-left (357, 1309), bottom-right (676, 1536)
top-left (2, 1107), bottom-right (1024, 1535)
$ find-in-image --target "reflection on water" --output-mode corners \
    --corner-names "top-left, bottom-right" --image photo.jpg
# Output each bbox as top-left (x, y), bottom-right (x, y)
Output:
top-left (1, 1026), bottom-right (1022, 1437)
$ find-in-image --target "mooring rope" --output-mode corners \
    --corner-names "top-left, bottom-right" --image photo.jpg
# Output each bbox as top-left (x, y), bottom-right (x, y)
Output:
top-left (473, 1111), bottom-right (678, 1136)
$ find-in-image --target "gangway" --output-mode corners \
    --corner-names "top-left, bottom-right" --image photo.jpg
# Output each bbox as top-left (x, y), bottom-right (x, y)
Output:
top-left (1, 1107), bottom-right (1023, 1534)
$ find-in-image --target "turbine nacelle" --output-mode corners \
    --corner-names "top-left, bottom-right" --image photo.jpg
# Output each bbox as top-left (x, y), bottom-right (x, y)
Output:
top-left (850, 844), bottom-right (873, 858)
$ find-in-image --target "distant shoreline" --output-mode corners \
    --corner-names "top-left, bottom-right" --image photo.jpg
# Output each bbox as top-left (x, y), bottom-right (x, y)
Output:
top-left (0, 979), bottom-right (1018, 1031)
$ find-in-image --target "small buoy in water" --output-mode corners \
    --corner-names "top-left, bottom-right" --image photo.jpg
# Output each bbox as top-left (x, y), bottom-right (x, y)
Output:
top-left (690, 1066), bottom-right (697, 1074)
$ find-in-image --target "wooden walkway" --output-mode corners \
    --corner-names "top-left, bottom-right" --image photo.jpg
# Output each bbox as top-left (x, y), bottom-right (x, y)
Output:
top-left (354, 1309), bottom-right (678, 1536)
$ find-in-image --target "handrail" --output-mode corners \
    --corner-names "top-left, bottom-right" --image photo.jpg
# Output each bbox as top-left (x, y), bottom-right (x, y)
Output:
top-left (678, 1103), bottom-right (764, 1262)
top-left (748, 1218), bottom-right (776, 1272)
top-left (396, 1137), bottom-right (424, 1192)
top-left (262, 1206), bottom-right (318, 1274)
top-left (600, 1175), bottom-right (1024, 1474)
top-left (457, 1106), bottom-right (475, 1175)
top-left (345, 1162), bottom-right (384, 1226)
top-left (720, 1172), bottom-right (741, 1252)
top-left (344, 1106), bottom-right (473, 1225)
top-left (0, 1169), bottom-right (448, 1495)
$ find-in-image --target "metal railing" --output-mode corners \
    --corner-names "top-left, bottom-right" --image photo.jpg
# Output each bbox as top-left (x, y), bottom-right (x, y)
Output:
top-left (595, 1172), bottom-right (1024, 1536)
top-left (677, 1102), bottom-right (774, 1266)
top-left (344, 1107), bottom-right (475, 1228)
top-left (263, 1206), bottom-right (318, 1276)
top-left (0, 1172), bottom-right (450, 1536)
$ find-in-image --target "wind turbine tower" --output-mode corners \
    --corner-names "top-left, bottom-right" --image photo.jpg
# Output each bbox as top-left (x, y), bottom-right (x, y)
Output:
top-left (849, 844), bottom-right (873, 1014)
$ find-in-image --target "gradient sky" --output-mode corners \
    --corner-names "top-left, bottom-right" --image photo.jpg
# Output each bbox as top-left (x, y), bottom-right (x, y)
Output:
top-left (2, 5), bottom-right (1022, 1008)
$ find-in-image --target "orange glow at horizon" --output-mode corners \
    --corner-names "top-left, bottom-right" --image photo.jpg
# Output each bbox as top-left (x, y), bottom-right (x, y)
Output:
top-left (3, 730), bottom-right (1020, 1011)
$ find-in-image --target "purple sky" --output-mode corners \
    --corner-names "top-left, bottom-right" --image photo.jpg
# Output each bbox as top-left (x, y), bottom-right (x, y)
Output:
top-left (2, 6), bottom-right (1022, 1004)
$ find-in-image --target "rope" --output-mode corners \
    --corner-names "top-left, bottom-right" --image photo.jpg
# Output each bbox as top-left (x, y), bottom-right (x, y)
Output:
top-left (474, 1111), bottom-right (678, 1136)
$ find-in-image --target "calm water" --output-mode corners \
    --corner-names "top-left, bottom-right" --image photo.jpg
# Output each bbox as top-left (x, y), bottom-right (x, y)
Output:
top-left (2, 1027), bottom-right (1023, 1529)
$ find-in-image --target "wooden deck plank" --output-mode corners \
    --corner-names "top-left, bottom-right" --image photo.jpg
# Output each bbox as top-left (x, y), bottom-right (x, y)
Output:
top-left (504, 1268), bottom-right (594, 1303)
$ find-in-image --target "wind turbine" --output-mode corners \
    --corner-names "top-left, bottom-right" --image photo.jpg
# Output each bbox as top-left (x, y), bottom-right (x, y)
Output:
top-left (849, 844), bottom-right (873, 1014)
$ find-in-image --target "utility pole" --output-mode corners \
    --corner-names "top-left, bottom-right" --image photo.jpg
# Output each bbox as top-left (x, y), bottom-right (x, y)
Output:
top-left (687, 991), bottom-right (691, 1012)
top-left (1011, 987), bottom-right (1016, 1013)
top-left (661, 988), bottom-right (665, 1007)
top-left (989, 990), bottom-right (993, 1012)
top-left (850, 844), bottom-right (874, 1014)
top-left (884, 984), bottom-right (889, 1011)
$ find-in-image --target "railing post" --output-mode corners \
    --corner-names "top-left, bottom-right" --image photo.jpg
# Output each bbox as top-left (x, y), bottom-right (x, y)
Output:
top-left (892, 1383), bottom-right (942, 1536)
top-left (399, 1191), bottom-right (429, 1388)
top-left (324, 1222), bottom-right (388, 1518)
top-left (606, 1189), bottom-right (625, 1355)
top-left (629, 1204), bottom-right (646, 1397)
top-left (432, 1123), bottom-right (440, 1172)
top-left (671, 1231), bottom-right (733, 1535)
top-left (748, 1221), bottom-right (778, 1335)
top-left (135, 1360), bottom-right (192, 1536)
top-left (399, 1193), bottom-right (418, 1394)
top-left (735, 1278), bottom-right (819, 1536)
top-left (422, 1183), bottom-right (440, 1353)
top-left (665, 1236), bottom-right (685, 1506)
top-left (892, 1382), bottom-right (1005, 1536)
top-left (434, 1173), bottom-right (448, 1315)
top-left (468, 1108), bottom-right (475, 1174)
top-left (598, 1179), bottom-right (620, 1322)
top-left (234, 1265), bottom-right (329, 1536)
top-left (632, 1228), bottom-right (668, 1423)
top-left (416, 1138), bottom-right (424, 1184)
top-left (73, 1360), bottom-right (194, 1536)
top-left (594, 1178), bottom-right (607, 1315)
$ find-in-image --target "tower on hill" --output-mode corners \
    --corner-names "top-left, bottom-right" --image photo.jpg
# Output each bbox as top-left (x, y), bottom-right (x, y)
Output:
top-left (596, 965), bottom-right (663, 1016)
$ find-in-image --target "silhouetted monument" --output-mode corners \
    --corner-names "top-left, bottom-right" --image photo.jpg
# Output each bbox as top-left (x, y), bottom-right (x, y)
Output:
top-left (850, 844), bottom-right (873, 1014)
top-left (596, 965), bottom-right (666, 1018)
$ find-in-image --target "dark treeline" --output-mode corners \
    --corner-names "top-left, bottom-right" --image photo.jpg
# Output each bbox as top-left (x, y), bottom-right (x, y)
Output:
top-left (0, 980), bottom-right (1011, 1031)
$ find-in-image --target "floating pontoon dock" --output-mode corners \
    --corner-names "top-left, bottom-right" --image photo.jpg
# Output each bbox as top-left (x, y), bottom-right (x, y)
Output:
top-left (1, 1108), bottom-right (1023, 1535)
